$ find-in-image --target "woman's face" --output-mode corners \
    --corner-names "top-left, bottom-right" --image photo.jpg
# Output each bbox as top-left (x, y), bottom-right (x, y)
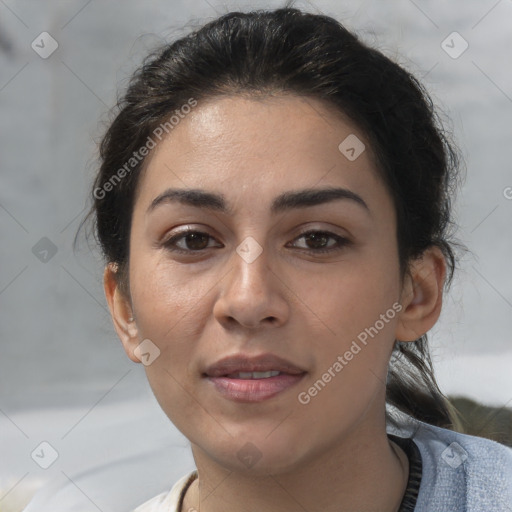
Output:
top-left (125, 94), bottom-right (405, 473)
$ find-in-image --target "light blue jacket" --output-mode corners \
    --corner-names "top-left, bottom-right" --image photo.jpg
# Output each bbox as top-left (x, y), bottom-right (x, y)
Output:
top-left (391, 417), bottom-right (512, 511)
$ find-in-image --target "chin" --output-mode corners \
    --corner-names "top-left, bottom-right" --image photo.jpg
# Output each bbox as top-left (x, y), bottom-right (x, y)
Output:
top-left (200, 429), bottom-right (310, 476)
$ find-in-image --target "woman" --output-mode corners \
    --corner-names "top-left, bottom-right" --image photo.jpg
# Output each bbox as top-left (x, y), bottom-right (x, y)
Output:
top-left (84, 6), bottom-right (512, 511)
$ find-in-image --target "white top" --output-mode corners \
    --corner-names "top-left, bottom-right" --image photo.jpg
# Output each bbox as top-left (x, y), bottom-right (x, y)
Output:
top-left (134, 470), bottom-right (197, 512)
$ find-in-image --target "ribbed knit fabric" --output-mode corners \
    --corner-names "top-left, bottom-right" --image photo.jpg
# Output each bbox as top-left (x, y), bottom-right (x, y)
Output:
top-left (389, 433), bottom-right (422, 511)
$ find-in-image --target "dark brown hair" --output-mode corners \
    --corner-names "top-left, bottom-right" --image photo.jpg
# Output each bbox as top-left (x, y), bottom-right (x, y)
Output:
top-left (78, 6), bottom-right (464, 431)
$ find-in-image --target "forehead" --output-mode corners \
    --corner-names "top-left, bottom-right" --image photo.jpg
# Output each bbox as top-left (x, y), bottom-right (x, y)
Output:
top-left (135, 94), bottom-right (385, 213)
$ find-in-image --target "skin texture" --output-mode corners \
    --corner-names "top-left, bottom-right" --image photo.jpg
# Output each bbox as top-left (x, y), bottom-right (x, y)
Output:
top-left (104, 94), bottom-right (446, 512)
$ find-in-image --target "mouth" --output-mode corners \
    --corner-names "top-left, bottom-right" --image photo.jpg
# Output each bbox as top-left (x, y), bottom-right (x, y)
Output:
top-left (203, 353), bottom-right (307, 403)
top-left (222, 370), bottom-right (283, 379)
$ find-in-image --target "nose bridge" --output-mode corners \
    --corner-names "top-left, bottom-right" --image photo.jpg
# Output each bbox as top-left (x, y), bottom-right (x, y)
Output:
top-left (230, 235), bottom-right (270, 296)
top-left (215, 234), bottom-right (288, 328)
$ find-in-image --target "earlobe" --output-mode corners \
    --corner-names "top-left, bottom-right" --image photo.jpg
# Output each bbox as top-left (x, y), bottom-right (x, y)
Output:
top-left (103, 263), bottom-right (141, 363)
top-left (395, 247), bottom-right (446, 342)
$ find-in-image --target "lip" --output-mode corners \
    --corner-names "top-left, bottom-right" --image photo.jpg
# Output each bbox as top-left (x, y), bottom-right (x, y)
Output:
top-left (204, 353), bottom-right (306, 377)
top-left (203, 353), bottom-right (307, 403)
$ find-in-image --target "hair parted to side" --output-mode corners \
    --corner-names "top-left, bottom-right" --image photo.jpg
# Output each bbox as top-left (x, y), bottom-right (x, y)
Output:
top-left (77, 5), bottom-right (465, 431)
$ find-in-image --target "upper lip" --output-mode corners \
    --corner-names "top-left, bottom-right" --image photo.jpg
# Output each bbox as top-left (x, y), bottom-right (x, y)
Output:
top-left (204, 353), bottom-right (307, 378)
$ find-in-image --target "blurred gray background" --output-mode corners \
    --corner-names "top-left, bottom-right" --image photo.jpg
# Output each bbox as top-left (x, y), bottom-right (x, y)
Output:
top-left (1, 0), bottom-right (511, 510)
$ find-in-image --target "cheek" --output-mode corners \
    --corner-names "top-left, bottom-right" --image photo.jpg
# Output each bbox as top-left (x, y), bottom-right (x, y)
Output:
top-left (128, 256), bottom-right (210, 404)
top-left (130, 253), bottom-right (209, 335)
top-left (130, 259), bottom-right (209, 433)
top-left (297, 255), bottom-right (400, 341)
top-left (294, 270), bottom-right (400, 433)
top-left (295, 248), bottom-right (401, 405)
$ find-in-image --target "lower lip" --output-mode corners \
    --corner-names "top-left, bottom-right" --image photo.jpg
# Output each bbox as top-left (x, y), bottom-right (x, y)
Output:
top-left (207, 373), bottom-right (306, 403)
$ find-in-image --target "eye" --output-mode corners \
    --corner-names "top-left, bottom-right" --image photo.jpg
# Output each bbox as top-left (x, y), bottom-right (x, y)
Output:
top-left (162, 229), bottom-right (222, 254)
top-left (161, 228), bottom-right (350, 256)
top-left (288, 230), bottom-right (350, 254)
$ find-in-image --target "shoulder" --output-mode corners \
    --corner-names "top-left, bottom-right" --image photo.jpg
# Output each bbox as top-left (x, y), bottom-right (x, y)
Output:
top-left (393, 418), bottom-right (512, 512)
top-left (133, 470), bottom-right (198, 512)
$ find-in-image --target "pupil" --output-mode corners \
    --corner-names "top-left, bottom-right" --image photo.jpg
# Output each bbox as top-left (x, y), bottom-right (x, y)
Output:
top-left (187, 233), bottom-right (208, 250)
top-left (307, 233), bottom-right (327, 248)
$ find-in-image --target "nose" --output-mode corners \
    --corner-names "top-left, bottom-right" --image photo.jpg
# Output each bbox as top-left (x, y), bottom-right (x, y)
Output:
top-left (213, 240), bottom-right (290, 330)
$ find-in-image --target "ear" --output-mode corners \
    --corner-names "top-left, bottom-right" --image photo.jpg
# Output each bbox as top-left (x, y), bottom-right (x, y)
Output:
top-left (395, 247), bottom-right (447, 342)
top-left (103, 263), bottom-right (141, 363)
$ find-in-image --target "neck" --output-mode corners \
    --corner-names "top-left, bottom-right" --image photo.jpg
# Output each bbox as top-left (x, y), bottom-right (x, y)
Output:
top-left (182, 412), bottom-right (409, 512)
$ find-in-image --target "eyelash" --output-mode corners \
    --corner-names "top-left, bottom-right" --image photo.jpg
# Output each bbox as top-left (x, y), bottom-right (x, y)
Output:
top-left (161, 228), bottom-right (350, 255)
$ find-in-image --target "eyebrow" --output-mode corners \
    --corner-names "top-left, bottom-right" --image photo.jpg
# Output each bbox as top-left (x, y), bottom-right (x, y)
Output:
top-left (146, 186), bottom-right (370, 216)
